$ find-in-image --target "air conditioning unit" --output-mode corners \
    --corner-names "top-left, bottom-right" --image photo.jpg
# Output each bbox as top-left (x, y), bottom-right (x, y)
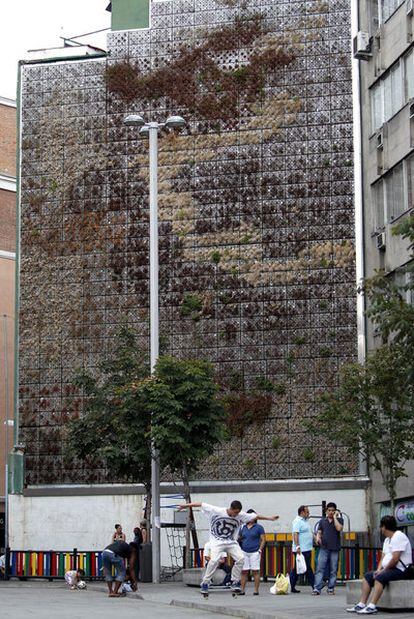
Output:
top-left (407, 0), bottom-right (413, 16)
top-left (353, 31), bottom-right (372, 60)
top-left (376, 231), bottom-right (386, 250)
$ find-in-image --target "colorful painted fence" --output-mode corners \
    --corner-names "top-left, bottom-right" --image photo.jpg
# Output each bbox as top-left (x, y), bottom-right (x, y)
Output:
top-left (188, 544), bottom-right (383, 582)
top-left (5, 549), bottom-right (104, 580)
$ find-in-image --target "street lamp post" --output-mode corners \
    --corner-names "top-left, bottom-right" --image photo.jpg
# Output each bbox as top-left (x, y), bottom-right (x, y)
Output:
top-left (124, 114), bottom-right (186, 584)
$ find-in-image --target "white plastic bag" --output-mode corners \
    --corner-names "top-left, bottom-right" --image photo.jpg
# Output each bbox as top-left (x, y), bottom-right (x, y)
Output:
top-left (296, 553), bottom-right (307, 575)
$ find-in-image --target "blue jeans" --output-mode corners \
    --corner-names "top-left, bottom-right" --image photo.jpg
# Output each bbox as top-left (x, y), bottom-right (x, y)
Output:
top-left (290, 550), bottom-right (315, 589)
top-left (102, 550), bottom-right (126, 583)
top-left (313, 548), bottom-right (339, 591)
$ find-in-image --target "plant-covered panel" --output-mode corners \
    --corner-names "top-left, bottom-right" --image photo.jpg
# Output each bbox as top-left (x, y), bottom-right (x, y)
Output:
top-left (18, 0), bottom-right (358, 485)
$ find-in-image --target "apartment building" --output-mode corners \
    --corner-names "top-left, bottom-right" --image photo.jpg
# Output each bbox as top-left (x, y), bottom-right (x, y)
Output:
top-left (354, 0), bottom-right (414, 529)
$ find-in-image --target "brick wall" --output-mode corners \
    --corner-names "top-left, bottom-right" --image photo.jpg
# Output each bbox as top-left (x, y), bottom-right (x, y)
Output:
top-left (0, 189), bottom-right (16, 252)
top-left (0, 103), bottom-right (16, 177)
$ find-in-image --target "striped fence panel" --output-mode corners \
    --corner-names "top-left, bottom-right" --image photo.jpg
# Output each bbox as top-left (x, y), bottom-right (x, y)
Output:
top-left (7, 550), bottom-right (104, 580)
top-left (188, 543), bottom-right (384, 581)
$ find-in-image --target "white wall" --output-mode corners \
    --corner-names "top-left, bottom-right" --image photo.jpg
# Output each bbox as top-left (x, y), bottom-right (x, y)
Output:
top-left (9, 493), bottom-right (145, 551)
top-left (9, 484), bottom-right (368, 565)
top-left (185, 488), bottom-right (368, 549)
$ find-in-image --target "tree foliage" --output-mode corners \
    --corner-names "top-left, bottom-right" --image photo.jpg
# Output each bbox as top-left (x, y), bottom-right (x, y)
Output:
top-left (65, 327), bottom-right (226, 493)
top-left (145, 355), bottom-right (226, 478)
top-left (315, 344), bottom-right (414, 507)
top-left (312, 216), bottom-right (414, 507)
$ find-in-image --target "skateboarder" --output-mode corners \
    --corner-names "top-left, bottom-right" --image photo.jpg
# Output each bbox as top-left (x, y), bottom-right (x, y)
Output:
top-left (178, 499), bottom-right (279, 595)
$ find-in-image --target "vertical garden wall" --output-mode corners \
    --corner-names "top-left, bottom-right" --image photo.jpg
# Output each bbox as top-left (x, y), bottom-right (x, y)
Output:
top-left (18, 0), bottom-right (357, 485)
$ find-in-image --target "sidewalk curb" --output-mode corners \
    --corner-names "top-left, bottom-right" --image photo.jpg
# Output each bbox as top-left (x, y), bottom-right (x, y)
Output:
top-left (170, 598), bottom-right (305, 619)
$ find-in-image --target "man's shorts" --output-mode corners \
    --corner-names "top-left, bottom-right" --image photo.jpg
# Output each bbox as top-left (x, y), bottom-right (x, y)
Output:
top-left (243, 550), bottom-right (261, 571)
top-left (365, 567), bottom-right (408, 587)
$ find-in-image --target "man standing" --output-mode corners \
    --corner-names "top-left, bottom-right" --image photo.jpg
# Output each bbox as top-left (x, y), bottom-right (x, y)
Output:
top-left (239, 509), bottom-right (266, 595)
top-left (289, 505), bottom-right (315, 593)
top-left (346, 515), bottom-right (412, 614)
top-left (178, 499), bottom-right (278, 594)
top-left (312, 501), bottom-right (343, 595)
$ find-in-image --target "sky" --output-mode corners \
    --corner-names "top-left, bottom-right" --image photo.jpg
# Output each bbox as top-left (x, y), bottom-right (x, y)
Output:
top-left (1, 0), bottom-right (111, 100)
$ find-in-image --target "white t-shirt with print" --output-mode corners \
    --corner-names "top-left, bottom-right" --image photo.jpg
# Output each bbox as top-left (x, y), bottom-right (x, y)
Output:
top-left (382, 530), bottom-right (412, 571)
top-left (201, 503), bottom-right (256, 546)
top-left (65, 570), bottom-right (78, 586)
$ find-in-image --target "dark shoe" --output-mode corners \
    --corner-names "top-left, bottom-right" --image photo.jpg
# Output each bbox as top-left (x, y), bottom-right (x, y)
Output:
top-left (231, 581), bottom-right (242, 593)
top-left (253, 591), bottom-right (259, 596)
top-left (291, 589), bottom-right (301, 593)
top-left (238, 591), bottom-right (245, 595)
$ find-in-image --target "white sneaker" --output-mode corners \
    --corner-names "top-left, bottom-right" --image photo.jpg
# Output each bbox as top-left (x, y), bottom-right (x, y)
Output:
top-left (356, 606), bottom-right (378, 614)
top-left (346, 604), bottom-right (366, 613)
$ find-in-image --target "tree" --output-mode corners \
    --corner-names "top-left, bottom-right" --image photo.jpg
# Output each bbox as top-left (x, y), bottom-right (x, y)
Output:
top-left (312, 216), bottom-right (414, 510)
top-left (313, 343), bottom-right (414, 510)
top-left (141, 356), bottom-right (226, 565)
top-left (65, 327), bottom-right (226, 556)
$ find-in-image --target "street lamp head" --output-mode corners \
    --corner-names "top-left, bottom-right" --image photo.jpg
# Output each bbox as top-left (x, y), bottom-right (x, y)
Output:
top-left (124, 114), bottom-right (146, 127)
top-left (165, 115), bottom-right (186, 129)
top-left (139, 126), bottom-right (150, 139)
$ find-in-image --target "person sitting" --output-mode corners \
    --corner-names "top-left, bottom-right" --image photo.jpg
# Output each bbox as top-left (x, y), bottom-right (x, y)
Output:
top-left (346, 515), bottom-right (413, 614)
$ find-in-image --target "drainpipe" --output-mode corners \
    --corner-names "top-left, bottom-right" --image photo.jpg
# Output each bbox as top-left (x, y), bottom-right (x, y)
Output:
top-left (351, 0), bottom-right (372, 536)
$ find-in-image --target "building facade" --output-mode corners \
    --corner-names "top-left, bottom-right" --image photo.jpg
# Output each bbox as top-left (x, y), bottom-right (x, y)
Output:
top-left (0, 95), bottom-right (17, 550)
top-left (355, 0), bottom-right (414, 535)
top-left (11, 0), bottom-right (370, 552)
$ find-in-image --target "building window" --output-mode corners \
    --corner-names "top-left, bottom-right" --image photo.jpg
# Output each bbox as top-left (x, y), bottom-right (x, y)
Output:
top-left (406, 153), bottom-right (414, 208)
top-left (386, 163), bottom-right (404, 220)
top-left (371, 54), bottom-right (411, 132)
top-left (394, 266), bottom-right (414, 306)
top-left (380, 0), bottom-right (405, 22)
top-left (372, 158), bottom-right (414, 230)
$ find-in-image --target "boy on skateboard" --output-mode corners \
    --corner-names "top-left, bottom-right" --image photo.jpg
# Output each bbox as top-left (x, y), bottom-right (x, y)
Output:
top-left (178, 500), bottom-right (279, 595)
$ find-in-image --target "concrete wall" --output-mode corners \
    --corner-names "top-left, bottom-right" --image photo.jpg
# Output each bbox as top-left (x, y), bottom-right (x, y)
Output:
top-left (9, 492), bottom-right (146, 551)
top-left (9, 480), bottom-right (369, 557)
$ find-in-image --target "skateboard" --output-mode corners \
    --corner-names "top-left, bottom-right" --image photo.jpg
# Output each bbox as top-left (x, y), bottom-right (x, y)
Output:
top-left (200, 585), bottom-right (241, 599)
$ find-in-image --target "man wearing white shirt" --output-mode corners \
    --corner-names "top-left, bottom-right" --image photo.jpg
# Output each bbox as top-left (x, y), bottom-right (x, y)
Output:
top-left (346, 515), bottom-right (412, 614)
top-left (178, 499), bottom-right (278, 594)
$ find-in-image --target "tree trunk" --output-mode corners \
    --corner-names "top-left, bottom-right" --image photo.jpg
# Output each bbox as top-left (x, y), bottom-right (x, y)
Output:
top-left (182, 464), bottom-right (199, 568)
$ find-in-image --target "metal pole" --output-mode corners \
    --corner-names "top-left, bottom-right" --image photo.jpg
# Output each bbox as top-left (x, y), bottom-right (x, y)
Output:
top-left (2, 315), bottom-right (9, 550)
top-left (149, 123), bottom-right (161, 584)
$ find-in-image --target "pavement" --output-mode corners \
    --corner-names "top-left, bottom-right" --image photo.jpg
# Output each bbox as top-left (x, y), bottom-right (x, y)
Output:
top-left (1, 580), bottom-right (414, 619)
